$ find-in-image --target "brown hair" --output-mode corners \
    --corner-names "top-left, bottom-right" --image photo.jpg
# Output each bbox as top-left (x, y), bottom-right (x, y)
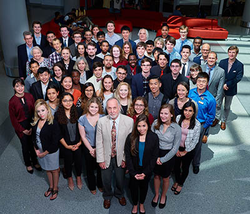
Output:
top-left (128, 97), bottom-right (149, 117)
top-left (228, 45), bottom-right (239, 54)
top-left (154, 104), bottom-right (176, 130)
top-left (84, 97), bottom-right (103, 115)
top-left (98, 75), bottom-right (114, 100)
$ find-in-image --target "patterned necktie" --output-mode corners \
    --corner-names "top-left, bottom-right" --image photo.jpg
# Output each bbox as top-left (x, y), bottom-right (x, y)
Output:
top-left (182, 63), bottom-right (186, 76)
top-left (111, 120), bottom-right (116, 158)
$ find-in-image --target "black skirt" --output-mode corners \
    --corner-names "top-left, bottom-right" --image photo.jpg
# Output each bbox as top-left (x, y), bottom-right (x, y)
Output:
top-left (154, 149), bottom-right (176, 178)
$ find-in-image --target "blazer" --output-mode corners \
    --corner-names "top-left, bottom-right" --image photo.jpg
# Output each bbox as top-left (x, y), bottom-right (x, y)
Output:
top-left (160, 73), bottom-right (189, 100)
top-left (150, 65), bottom-right (171, 77)
top-left (201, 64), bottom-right (225, 105)
top-left (54, 113), bottom-right (81, 145)
top-left (125, 131), bottom-right (159, 178)
top-left (184, 60), bottom-right (195, 76)
top-left (96, 114), bottom-right (134, 168)
top-left (17, 44), bottom-right (28, 78)
top-left (219, 58), bottom-right (244, 96)
top-left (33, 34), bottom-right (48, 50)
top-left (59, 59), bottom-right (75, 76)
top-left (86, 56), bottom-right (103, 77)
top-left (43, 45), bottom-right (55, 58)
top-left (59, 37), bottom-right (74, 47)
top-left (125, 64), bottom-right (142, 80)
top-left (176, 115), bottom-right (201, 152)
top-left (30, 80), bottom-right (51, 101)
top-left (115, 39), bottom-right (136, 54)
top-left (193, 55), bottom-right (202, 65)
top-left (131, 73), bottom-right (151, 99)
top-left (69, 43), bottom-right (78, 57)
top-left (32, 119), bottom-right (60, 154)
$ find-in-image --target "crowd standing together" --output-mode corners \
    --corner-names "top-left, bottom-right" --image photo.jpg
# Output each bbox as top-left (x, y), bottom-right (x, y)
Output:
top-left (10, 12), bottom-right (243, 213)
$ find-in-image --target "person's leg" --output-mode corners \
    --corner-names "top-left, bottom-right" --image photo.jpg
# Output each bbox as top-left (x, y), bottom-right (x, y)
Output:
top-left (130, 176), bottom-right (139, 205)
top-left (160, 177), bottom-right (169, 203)
top-left (114, 160), bottom-right (125, 199)
top-left (178, 151), bottom-right (194, 186)
top-left (101, 159), bottom-right (114, 200)
top-left (19, 134), bottom-right (32, 167)
top-left (152, 175), bottom-right (161, 202)
top-left (63, 148), bottom-right (73, 178)
top-left (26, 135), bottom-right (38, 165)
top-left (44, 171), bottom-right (53, 197)
top-left (222, 95), bottom-right (234, 122)
top-left (192, 123), bottom-right (205, 167)
top-left (96, 162), bottom-right (103, 189)
top-left (174, 156), bottom-right (181, 184)
top-left (139, 177), bottom-right (150, 212)
top-left (73, 147), bottom-right (82, 188)
top-left (50, 168), bottom-right (60, 200)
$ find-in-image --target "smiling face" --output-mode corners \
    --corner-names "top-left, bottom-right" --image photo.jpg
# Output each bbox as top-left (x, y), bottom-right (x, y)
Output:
top-left (141, 61), bottom-right (151, 74)
top-left (107, 23), bottom-right (115, 33)
top-left (103, 77), bottom-right (113, 91)
top-left (177, 84), bottom-right (188, 99)
top-left (207, 52), bottom-right (217, 67)
top-left (122, 30), bottom-right (130, 41)
top-left (128, 55), bottom-right (137, 67)
top-left (47, 88), bottom-right (58, 102)
top-left (123, 44), bottom-right (131, 54)
top-left (112, 47), bottom-right (120, 58)
top-left (116, 68), bottom-right (127, 81)
top-left (77, 44), bottom-right (85, 56)
top-left (77, 60), bottom-right (86, 72)
top-left (84, 31), bottom-right (92, 41)
top-left (103, 56), bottom-right (113, 69)
top-left (107, 99), bottom-right (120, 120)
top-left (201, 44), bottom-right (210, 58)
top-left (33, 24), bottom-right (41, 34)
top-left (32, 49), bottom-right (42, 60)
top-left (86, 45), bottom-right (96, 57)
top-left (119, 85), bottom-right (129, 99)
top-left (134, 100), bottom-right (145, 115)
top-left (158, 55), bottom-right (168, 69)
top-left (137, 120), bottom-right (148, 136)
top-left (136, 46), bottom-right (146, 58)
top-left (73, 33), bottom-right (82, 44)
top-left (24, 35), bottom-right (33, 46)
top-left (30, 63), bottom-right (39, 75)
top-left (170, 62), bottom-right (181, 75)
top-left (160, 107), bottom-right (172, 124)
top-left (47, 33), bottom-right (55, 44)
top-left (166, 41), bottom-right (174, 52)
top-left (184, 106), bottom-right (194, 120)
top-left (139, 29), bottom-right (147, 41)
top-left (228, 49), bottom-right (237, 61)
top-left (93, 67), bottom-right (103, 78)
top-left (196, 77), bottom-right (208, 91)
top-left (149, 79), bottom-right (161, 94)
top-left (72, 71), bottom-right (80, 85)
top-left (14, 82), bottom-right (25, 96)
top-left (85, 86), bottom-right (94, 99)
top-left (190, 68), bottom-right (200, 79)
top-left (53, 66), bottom-right (63, 78)
top-left (100, 42), bottom-right (109, 53)
top-left (61, 77), bottom-right (73, 90)
top-left (181, 48), bottom-right (191, 61)
top-left (60, 27), bottom-right (69, 38)
top-left (37, 104), bottom-right (48, 120)
top-left (53, 40), bottom-right (62, 52)
top-left (88, 102), bottom-right (99, 116)
top-left (62, 49), bottom-right (70, 61)
top-left (146, 44), bottom-right (154, 54)
top-left (92, 27), bottom-right (99, 36)
top-left (179, 29), bottom-right (188, 40)
top-left (193, 39), bottom-right (202, 51)
top-left (62, 95), bottom-right (74, 110)
top-left (39, 72), bottom-right (50, 84)
top-left (161, 26), bottom-right (169, 37)
top-left (155, 41), bottom-right (164, 49)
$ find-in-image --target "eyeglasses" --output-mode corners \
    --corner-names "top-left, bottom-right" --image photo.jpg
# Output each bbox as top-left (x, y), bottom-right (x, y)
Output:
top-left (62, 99), bottom-right (73, 103)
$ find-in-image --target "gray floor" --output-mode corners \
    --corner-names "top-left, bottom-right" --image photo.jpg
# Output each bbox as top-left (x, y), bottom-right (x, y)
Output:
top-left (1, 17), bottom-right (250, 214)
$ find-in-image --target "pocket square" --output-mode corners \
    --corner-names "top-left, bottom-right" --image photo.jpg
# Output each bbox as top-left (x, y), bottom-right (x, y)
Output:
top-left (233, 70), bottom-right (236, 72)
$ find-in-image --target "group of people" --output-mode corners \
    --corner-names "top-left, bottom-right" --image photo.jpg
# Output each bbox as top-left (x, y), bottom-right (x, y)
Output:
top-left (11, 17), bottom-right (243, 213)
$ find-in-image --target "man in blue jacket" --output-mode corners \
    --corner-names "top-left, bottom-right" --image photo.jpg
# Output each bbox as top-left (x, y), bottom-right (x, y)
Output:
top-left (189, 72), bottom-right (216, 174)
top-left (219, 46), bottom-right (244, 130)
top-left (115, 26), bottom-right (136, 53)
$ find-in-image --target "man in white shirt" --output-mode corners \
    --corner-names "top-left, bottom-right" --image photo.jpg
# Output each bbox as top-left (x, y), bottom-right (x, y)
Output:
top-left (102, 55), bottom-right (116, 80)
top-left (180, 45), bottom-right (195, 77)
top-left (105, 20), bottom-right (121, 46)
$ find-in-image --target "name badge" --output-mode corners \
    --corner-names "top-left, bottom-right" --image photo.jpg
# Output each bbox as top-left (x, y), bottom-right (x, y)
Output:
top-left (198, 101), bottom-right (204, 104)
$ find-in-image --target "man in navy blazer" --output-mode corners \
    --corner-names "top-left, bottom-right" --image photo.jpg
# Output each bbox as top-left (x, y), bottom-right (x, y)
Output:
top-left (115, 26), bottom-right (136, 54)
top-left (32, 21), bottom-right (48, 50)
top-left (219, 45), bottom-right (244, 130)
top-left (18, 31), bottom-right (35, 78)
top-left (132, 58), bottom-right (151, 99)
top-left (59, 25), bottom-right (74, 47)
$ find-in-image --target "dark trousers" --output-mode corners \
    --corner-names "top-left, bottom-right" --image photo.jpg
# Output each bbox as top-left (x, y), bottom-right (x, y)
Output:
top-left (174, 149), bottom-right (194, 185)
top-left (101, 157), bottom-right (125, 200)
top-left (192, 123), bottom-right (207, 167)
top-left (19, 133), bottom-right (37, 167)
top-left (83, 145), bottom-right (103, 191)
top-left (129, 175), bottom-right (150, 205)
top-left (63, 146), bottom-right (82, 178)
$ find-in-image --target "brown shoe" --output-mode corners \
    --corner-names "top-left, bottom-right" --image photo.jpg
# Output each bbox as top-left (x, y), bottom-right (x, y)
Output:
top-left (202, 135), bottom-right (208, 144)
top-left (220, 122), bottom-right (226, 130)
top-left (104, 199), bottom-right (111, 209)
top-left (118, 197), bottom-right (126, 206)
top-left (211, 118), bottom-right (219, 127)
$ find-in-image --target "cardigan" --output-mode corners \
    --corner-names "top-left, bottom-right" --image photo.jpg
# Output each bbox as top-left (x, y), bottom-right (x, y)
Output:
top-left (176, 115), bottom-right (201, 152)
top-left (125, 131), bottom-right (159, 177)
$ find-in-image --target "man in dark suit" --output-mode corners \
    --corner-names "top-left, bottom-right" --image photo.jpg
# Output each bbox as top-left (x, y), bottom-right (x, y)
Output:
top-left (59, 25), bottom-right (74, 47)
top-left (201, 51), bottom-right (225, 129)
top-left (193, 43), bottom-right (210, 65)
top-left (150, 52), bottom-right (171, 77)
top-left (131, 58), bottom-right (151, 99)
top-left (136, 42), bottom-right (151, 66)
top-left (43, 31), bottom-right (56, 58)
top-left (219, 46), bottom-right (243, 130)
top-left (30, 67), bottom-right (51, 101)
top-left (18, 31), bottom-right (35, 78)
top-left (85, 42), bottom-right (102, 77)
top-left (115, 26), bottom-right (136, 54)
top-left (160, 59), bottom-right (189, 100)
top-left (32, 21), bottom-right (48, 50)
top-left (180, 45), bottom-right (195, 76)
top-left (113, 65), bottom-right (131, 89)
top-left (126, 53), bottom-right (142, 80)
top-left (69, 31), bottom-right (82, 57)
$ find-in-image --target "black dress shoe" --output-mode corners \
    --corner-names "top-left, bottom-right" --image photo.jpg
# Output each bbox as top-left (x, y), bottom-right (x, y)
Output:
top-left (151, 196), bottom-right (158, 208)
top-left (193, 166), bottom-right (200, 174)
top-left (34, 164), bottom-right (42, 171)
top-left (159, 196), bottom-right (167, 209)
top-left (27, 168), bottom-right (34, 174)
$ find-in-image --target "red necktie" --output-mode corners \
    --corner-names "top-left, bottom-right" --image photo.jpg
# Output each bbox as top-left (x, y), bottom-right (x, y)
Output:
top-left (111, 120), bottom-right (116, 158)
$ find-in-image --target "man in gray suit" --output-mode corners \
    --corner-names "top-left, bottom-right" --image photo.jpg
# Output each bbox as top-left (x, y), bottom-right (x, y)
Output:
top-left (96, 98), bottom-right (133, 209)
top-left (180, 45), bottom-right (195, 76)
top-left (69, 31), bottom-right (82, 57)
top-left (201, 51), bottom-right (225, 132)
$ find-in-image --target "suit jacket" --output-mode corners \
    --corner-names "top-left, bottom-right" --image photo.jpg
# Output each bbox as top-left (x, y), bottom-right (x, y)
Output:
top-left (193, 55), bottom-right (201, 65)
top-left (33, 34), bottom-right (48, 50)
top-left (126, 64), bottom-right (142, 80)
top-left (59, 59), bottom-right (75, 76)
top-left (32, 119), bottom-right (60, 154)
top-left (86, 56), bottom-right (103, 78)
top-left (125, 131), bottom-right (159, 178)
top-left (160, 73), bottom-right (189, 100)
top-left (96, 114), bottom-right (134, 168)
top-left (184, 60), bottom-right (195, 76)
top-left (150, 65), bottom-right (171, 77)
top-left (30, 80), bottom-right (50, 101)
top-left (201, 64), bottom-right (225, 105)
top-left (17, 44), bottom-right (29, 78)
top-left (115, 39), bottom-right (136, 54)
top-left (59, 37), bottom-right (74, 47)
top-left (43, 45), bottom-right (55, 58)
top-left (219, 58), bottom-right (244, 96)
top-left (131, 73), bottom-right (151, 99)
top-left (69, 43), bottom-right (78, 57)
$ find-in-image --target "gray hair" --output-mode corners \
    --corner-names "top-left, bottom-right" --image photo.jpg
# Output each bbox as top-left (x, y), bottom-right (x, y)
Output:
top-left (23, 31), bottom-right (32, 38)
top-left (73, 56), bottom-right (90, 71)
top-left (31, 46), bottom-right (43, 56)
top-left (138, 28), bottom-right (149, 39)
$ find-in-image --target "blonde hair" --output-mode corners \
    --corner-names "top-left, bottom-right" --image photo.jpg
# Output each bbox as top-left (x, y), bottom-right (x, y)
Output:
top-left (114, 82), bottom-right (132, 114)
top-left (31, 99), bottom-right (54, 126)
top-left (154, 37), bottom-right (164, 49)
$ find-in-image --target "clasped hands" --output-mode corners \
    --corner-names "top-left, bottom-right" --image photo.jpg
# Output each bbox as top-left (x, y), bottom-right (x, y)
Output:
top-left (135, 173), bottom-right (145, 180)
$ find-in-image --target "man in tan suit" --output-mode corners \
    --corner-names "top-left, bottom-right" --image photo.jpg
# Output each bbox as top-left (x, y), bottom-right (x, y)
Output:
top-left (96, 97), bottom-right (133, 209)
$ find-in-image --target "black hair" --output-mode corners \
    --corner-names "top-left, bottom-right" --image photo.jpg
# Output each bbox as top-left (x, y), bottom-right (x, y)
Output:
top-left (193, 36), bottom-right (203, 44)
top-left (116, 65), bottom-right (127, 73)
top-left (46, 81), bottom-right (59, 93)
top-left (29, 59), bottom-right (39, 68)
top-left (38, 67), bottom-right (50, 75)
top-left (148, 75), bottom-right (161, 83)
top-left (181, 45), bottom-right (191, 52)
top-left (13, 78), bottom-right (25, 87)
top-left (100, 40), bottom-right (109, 46)
top-left (121, 25), bottom-right (130, 32)
top-left (97, 31), bottom-right (105, 37)
top-left (197, 72), bottom-right (209, 82)
top-left (157, 52), bottom-right (169, 62)
top-left (128, 53), bottom-right (137, 59)
top-left (152, 47), bottom-right (163, 55)
top-left (93, 61), bottom-right (103, 70)
top-left (170, 59), bottom-right (181, 67)
top-left (178, 101), bottom-right (196, 129)
top-left (161, 23), bottom-right (169, 30)
top-left (46, 31), bottom-right (55, 36)
top-left (146, 40), bottom-right (154, 46)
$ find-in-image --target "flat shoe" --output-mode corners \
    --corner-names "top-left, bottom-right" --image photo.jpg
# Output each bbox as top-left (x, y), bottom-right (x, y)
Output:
top-left (151, 196), bottom-right (158, 208)
top-left (159, 196), bottom-right (167, 209)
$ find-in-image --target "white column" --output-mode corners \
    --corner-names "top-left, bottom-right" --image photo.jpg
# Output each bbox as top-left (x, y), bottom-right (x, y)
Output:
top-left (242, 0), bottom-right (250, 28)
